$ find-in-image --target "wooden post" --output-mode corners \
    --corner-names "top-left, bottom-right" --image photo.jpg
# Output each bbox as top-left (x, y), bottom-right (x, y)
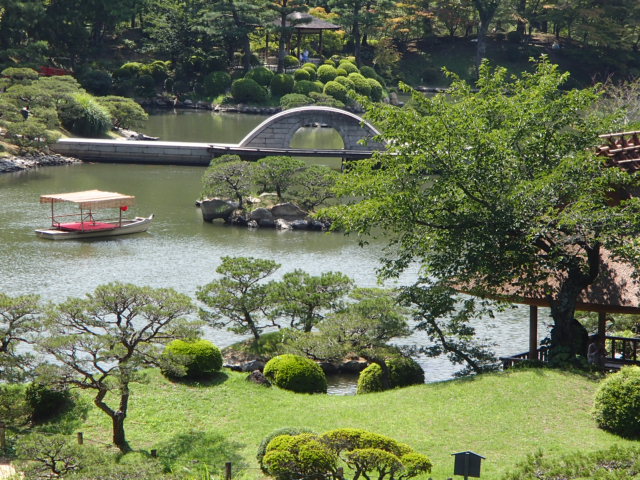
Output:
top-left (0, 422), bottom-right (6, 451)
top-left (266, 32), bottom-right (270, 64)
top-left (297, 31), bottom-right (301, 60)
top-left (337, 467), bottom-right (344, 479)
top-left (319, 30), bottom-right (324, 57)
top-left (225, 462), bottom-right (232, 480)
top-left (528, 305), bottom-right (538, 360)
top-left (598, 311), bottom-right (607, 351)
top-left (150, 449), bottom-right (157, 458)
top-left (77, 432), bottom-right (83, 445)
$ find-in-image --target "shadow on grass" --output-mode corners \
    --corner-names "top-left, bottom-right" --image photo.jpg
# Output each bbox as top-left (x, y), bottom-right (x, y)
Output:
top-left (166, 371), bottom-right (230, 388)
top-left (153, 430), bottom-right (248, 476)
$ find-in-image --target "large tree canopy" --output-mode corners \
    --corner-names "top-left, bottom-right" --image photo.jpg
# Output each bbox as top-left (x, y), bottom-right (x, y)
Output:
top-left (325, 58), bottom-right (640, 365)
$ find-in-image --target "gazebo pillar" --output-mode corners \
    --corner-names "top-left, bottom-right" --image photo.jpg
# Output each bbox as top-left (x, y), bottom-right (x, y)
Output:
top-left (319, 30), bottom-right (324, 56)
top-left (528, 305), bottom-right (538, 360)
top-left (296, 31), bottom-right (302, 59)
top-left (598, 311), bottom-right (607, 350)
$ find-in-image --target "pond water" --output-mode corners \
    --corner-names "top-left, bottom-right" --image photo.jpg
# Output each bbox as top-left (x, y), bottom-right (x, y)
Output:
top-left (0, 110), bottom-right (553, 394)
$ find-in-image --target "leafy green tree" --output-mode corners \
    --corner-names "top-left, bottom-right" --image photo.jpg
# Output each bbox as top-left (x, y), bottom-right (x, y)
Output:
top-left (253, 156), bottom-right (305, 201)
top-left (201, 155), bottom-right (254, 208)
top-left (197, 256), bottom-right (281, 341)
top-left (288, 165), bottom-right (340, 211)
top-left (325, 58), bottom-right (636, 365)
top-left (38, 283), bottom-right (196, 453)
top-left (266, 0), bottom-right (308, 73)
top-left (0, 293), bottom-right (42, 382)
top-left (96, 96), bottom-right (149, 129)
top-left (268, 270), bottom-right (353, 332)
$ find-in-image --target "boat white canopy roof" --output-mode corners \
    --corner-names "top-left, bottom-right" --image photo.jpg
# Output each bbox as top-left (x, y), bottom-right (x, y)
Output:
top-left (40, 190), bottom-right (136, 209)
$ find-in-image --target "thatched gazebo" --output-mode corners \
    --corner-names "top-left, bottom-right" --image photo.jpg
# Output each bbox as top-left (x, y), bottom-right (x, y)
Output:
top-left (267, 12), bottom-right (341, 61)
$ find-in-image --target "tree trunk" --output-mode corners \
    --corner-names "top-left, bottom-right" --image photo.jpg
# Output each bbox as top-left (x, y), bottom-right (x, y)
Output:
top-left (277, 13), bottom-right (287, 74)
top-left (94, 388), bottom-right (131, 453)
top-left (475, 19), bottom-right (489, 73)
top-left (516, 0), bottom-right (526, 35)
top-left (352, 6), bottom-right (362, 66)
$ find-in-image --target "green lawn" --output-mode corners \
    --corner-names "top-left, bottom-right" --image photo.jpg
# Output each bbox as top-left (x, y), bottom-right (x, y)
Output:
top-left (75, 368), bottom-right (636, 479)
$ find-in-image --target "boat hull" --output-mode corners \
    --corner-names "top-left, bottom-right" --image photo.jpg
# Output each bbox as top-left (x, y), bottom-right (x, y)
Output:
top-left (35, 215), bottom-right (153, 240)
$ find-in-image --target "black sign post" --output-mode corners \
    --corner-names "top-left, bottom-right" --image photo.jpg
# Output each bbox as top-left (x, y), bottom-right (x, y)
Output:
top-left (452, 451), bottom-right (485, 479)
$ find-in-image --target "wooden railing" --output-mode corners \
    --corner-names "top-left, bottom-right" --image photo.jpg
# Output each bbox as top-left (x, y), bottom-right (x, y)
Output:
top-left (501, 334), bottom-right (640, 370)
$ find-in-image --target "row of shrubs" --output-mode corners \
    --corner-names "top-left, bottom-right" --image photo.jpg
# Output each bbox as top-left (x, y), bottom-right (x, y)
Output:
top-left (159, 338), bottom-right (424, 395)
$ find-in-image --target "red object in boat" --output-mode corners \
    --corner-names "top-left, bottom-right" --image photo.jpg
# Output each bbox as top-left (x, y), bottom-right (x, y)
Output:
top-left (120, 205), bottom-right (128, 211)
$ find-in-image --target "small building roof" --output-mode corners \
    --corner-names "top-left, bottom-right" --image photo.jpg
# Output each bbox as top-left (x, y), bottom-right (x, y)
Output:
top-left (272, 12), bottom-right (341, 33)
top-left (40, 190), bottom-right (136, 209)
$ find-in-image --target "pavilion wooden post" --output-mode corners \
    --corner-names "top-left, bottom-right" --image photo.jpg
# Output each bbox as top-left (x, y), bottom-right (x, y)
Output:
top-left (265, 32), bottom-right (270, 64)
top-left (319, 30), bottom-right (324, 56)
top-left (598, 311), bottom-right (607, 350)
top-left (296, 30), bottom-right (301, 59)
top-left (528, 305), bottom-right (538, 360)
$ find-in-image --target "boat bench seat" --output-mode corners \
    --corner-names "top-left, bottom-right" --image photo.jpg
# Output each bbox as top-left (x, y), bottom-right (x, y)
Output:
top-left (58, 222), bottom-right (118, 232)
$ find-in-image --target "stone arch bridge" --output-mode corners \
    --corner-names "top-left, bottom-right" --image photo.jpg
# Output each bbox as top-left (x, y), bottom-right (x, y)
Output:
top-left (52, 106), bottom-right (385, 165)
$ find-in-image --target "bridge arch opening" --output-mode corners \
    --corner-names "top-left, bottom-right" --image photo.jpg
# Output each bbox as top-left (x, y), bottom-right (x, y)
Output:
top-left (289, 125), bottom-right (345, 150)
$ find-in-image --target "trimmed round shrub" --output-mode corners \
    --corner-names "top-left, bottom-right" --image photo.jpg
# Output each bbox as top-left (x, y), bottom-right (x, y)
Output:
top-left (263, 354), bottom-right (327, 394)
top-left (335, 68), bottom-right (348, 78)
top-left (25, 383), bottom-right (73, 423)
top-left (387, 356), bottom-right (424, 388)
top-left (317, 64), bottom-right (338, 83)
top-left (323, 59), bottom-right (336, 67)
top-left (246, 67), bottom-right (275, 87)
top-left (594, 366), bottom-right (640, 437)
top-left (280, 93), bottom-right (313, 109)
top-left (323, 81), bottom-right (349, 103)
top-left (348, 73), bottom-right (371, 97)
top-left (302, 66), bottom-right (317, 81)
top-left (270, 73), bottom-right (295, 96)
top-left (302, 62), bottom-right (317, 71)
top-left (134, 74), bottom-right (155, 97)
top-left (161, 339), bottom-right (223, 379)
top-left (58, 93), bottom-right (112, 137)
top-left (78, 70), bottom-right (112, 96)
top-left (257, 427), bottom-right (315, 472)
top-left (357, 363), bottom-right (385, 394)
top-left (284, 55), bottom-right (300, 68)
top-left (334, 76), bottom-right (355, 91)
top-left (338, 62), bottom-right (359, 75)
top-left (112, 62), bottom-right (143, 80)
top-left (231, 78), bottom-right (268, 103)
top-left (293, 80), bottom-right (323, 96)
top-left (360, 65), bottom-right (377, 79)
top-left (294, 69), bottom-right (311, 81)
top-left (309, 92), bottom-right (345, 108)
top-left (367, 78), bottom-right (383, 102)
top-left (203, 71), bottom-right (231, 96)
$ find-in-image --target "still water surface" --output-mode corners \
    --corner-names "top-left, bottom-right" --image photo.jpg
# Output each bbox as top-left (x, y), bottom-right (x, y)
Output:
top-left (0, 111), bottom-right (553, 393)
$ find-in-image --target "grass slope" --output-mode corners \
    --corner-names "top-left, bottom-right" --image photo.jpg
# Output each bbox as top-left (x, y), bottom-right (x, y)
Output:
top-left (76, 368), bottom-right (636, 479)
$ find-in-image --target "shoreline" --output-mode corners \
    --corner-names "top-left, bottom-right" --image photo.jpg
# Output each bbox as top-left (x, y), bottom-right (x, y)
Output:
top-left (0, 152), bottom-right (81, 174)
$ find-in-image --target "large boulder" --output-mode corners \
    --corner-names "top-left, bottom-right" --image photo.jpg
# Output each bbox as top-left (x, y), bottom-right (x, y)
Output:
top-left (201, 198), bottom-right (239, 221)
top-left (270, 202), bottom-right (307, 219)
top-left (249, 207), bottom-right (274, 222)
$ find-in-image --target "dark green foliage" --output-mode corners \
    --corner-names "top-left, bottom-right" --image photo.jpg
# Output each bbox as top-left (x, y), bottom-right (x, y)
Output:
top-left (254, 156), bottom-right (305, 200)
top-left (135, 74), bottom-right (156, 97)
top-left (334, 76), bottom-right (355, 91)
top-left (324, 59), bottom-right (336, 67)
top-left (323, 81), bottom-right (349, 103)
top-left (506, 30), bottom-right (523, 44)
top-left (289, 165), bottom-right (341, 211)
top-left (284, 55), bottom-right (300, 69)
top-left (1, 67), bottom-right (39, 86)
top-left (263, 433), bottom-right (336, 480)
top-left (367, 78), bottom-right (383, 101)
top-left (263, 354), bottom-right (327, 394)
top-left (347, 73), bottom-right (371, 97)
top-left (25, 383), bottom-right (73, 424)
top-left (270, 74), bottom-right (295, 97)
top-left (0, 384), bottom-right (31, 428)
top-left (280, 93), bottom-right (313, 109)
top-left (335, 68), bottom-right (348, 78)
top-left (387, 355), bottom-right (425, 388)
top-left (302, 66), bottom-right (317, 81)
top-left (294, 68), bottom-right (311, 81)
top-left (317, 64), bottom-right (338, 83)
top-left (502, 446), bottom-right (640, 480)
top-left (339, 62), bottom-right (359, 74)
top-left (302, 63), bottom-right (317, 71)
top-left (78, 70), bottom-right (112, 96)
top-left (58, 93), bottom-right (112, 137)
top-left (246, 67), bottom-right (275, 87)
top-left (96, 96), bottom-right (148, 130)
top-left (360, 65), bottom-right (377, 79)
top-left (5, 120), bottom-right (60, 149)
top-left (257, 427), bottom-right (315, 472)
top-left (231, 78), bottom-right (268, 103)
top-left (113, 62), bottom-right (144, 80)
top-left (594, 366), bottom-right (640, 437)
top-left (357, 363), bottom-right (385, 394)
top-left (161, 339), bottom-right (223, 380)
top-left (293, 80), bottom-right (323, 96)
top-left (204, 71), bottom-right (232, 97)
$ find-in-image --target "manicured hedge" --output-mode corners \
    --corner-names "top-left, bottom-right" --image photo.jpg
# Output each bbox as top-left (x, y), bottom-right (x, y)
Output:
top-left (161, 339), bottom-right (223, 379)
top-left (231, 78), bottom-right (268, 103)
top-left (594, 366), bottom-right (640, 437)
top-left (270, 74), bottom-right (295, 96)
top-left (263, 354), bottom-right (327, 394)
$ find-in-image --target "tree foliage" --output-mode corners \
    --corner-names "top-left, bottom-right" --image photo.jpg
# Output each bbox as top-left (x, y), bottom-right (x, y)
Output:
top-left (0, 293), bottom-right (42, 382)
top-left (324, 58), bottom-right (638, 367)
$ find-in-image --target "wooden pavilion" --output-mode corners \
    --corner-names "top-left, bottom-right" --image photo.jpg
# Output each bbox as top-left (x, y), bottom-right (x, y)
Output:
top-left (266, 12), bottom-right (341, 61)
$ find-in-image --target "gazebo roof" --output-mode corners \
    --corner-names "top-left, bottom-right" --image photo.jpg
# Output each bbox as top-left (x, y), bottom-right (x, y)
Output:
top-left (272, 12), bottom-right (341, 33)
top-left (464, 250), bottom-right (640, 315)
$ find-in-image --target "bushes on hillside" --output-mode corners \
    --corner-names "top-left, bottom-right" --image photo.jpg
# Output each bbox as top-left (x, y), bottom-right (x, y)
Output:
top-left (25, 383), bottom-right (74, 424)
top-left (257, 427), bottom-right (316, 472)
top-left (280, 93), bottom-right (313, 109)
top-left (294, 68), bottom-right (311, 81)
top-left (357, 356), bottom-right (425, 394)
top-left (348, 73), bottom-right (372, 97)
top-left (270, 74), bottom-right (295, 96)
top-left (317, 64), bottom-right (338, 83)
top-left (204, 71), bottom-right (231, 96)
top-left (97, 96), bottom-right (148, 129)
top-left (263, 354), bottom-right (327, 394)
top-left (231, 78), bottom-right (268, 103)
top-left (161, 339), bottom-right (223, 380)
top-left (339, 62), bottom-right (359, 75)
top-left (246, 67), bottom-right (275, 87)
top-left (323, 81), bottom-right (349, 103)
top-left (594, 366), bottom-right (640, 437)
top-left (284, 55), bottom-right (300, 69)
top-left (293, 80), bottom-right (323, 96)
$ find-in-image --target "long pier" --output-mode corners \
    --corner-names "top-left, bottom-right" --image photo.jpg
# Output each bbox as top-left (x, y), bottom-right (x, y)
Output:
top-left (51, 138), bottom-right (376, 166)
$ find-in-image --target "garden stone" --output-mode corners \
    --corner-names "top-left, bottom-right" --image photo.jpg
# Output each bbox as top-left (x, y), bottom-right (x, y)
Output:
top-left (270, 202), bottom-right (307, 219)
top-left (275, 219), bottom-right (293, 230)
top-left (249, 208), bottom-right (274, 222)
top-left (246, 370), bottom-right (271, 387)
top-left (200, 198), bottom-right (238, 221)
